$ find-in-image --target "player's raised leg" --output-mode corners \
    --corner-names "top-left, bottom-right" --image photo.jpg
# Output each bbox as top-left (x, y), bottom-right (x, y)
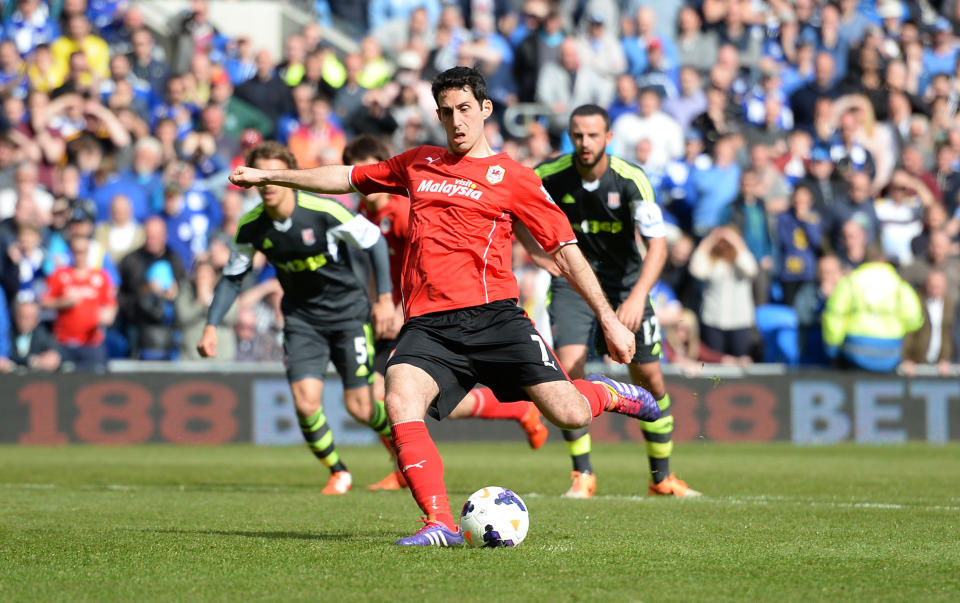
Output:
top-left (289, 377), bottom-right (352, 495)
top-left (628, 361), bottom-right (701, 497)
top-left (447, 388), bottom-right (549, 449)
top-left (385, 362), bottom-right (463, 547)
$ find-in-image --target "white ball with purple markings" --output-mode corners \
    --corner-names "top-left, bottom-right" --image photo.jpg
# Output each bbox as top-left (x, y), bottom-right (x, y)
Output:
top-left (459, 486), bottom-right (529, 547)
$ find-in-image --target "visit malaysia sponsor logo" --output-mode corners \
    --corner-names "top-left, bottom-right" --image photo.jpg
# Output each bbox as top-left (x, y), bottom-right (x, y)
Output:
top-left (416, 178), bottom-right (484, 200)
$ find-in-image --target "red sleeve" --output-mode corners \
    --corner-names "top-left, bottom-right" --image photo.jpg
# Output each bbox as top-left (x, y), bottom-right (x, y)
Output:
top-left (509, 169), bottom-right (577, 253)
top-left (349, 148), bottom-right (421, 196)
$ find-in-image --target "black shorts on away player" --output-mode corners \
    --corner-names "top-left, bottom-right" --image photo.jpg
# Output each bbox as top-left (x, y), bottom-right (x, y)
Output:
top-left (283, 313), bottom-right (375, 388)
top-left (549, 278), bottom-right (662, 364)
top-left (386, 299), bottom-right (567, 420)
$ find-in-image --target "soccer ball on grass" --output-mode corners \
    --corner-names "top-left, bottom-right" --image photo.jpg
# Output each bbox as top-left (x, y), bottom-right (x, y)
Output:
top-left (459, 486), bottom-right (529, 547)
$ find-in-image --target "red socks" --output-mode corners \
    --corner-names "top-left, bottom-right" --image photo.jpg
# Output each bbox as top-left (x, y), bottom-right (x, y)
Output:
top-left (392, 419), bottom-right (455, 530)
top-left (572, 379), bottom-right (610, 418)
top-left (469, 388), bottom-right (531, 421)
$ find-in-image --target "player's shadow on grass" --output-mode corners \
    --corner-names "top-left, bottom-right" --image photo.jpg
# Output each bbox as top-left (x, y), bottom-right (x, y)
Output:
top-left (149, 528), bottom-right (361, 541)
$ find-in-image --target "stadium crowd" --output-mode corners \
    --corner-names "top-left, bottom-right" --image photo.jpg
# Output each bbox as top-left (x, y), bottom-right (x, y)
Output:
top-left (1, 0), bottom-right (959, 374)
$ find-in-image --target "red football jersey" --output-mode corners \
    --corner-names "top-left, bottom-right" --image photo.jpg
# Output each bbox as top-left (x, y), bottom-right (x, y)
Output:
top-left (350, 145), bottom-right (576, 318)
top-left (44, 267), bottom-right (115, 346)
top-left (358, 194), bottom-right (410, 306)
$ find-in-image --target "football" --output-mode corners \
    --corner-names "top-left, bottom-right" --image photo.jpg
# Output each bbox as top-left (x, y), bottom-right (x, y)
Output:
top-left (459, 486), bottom-right (529, 547)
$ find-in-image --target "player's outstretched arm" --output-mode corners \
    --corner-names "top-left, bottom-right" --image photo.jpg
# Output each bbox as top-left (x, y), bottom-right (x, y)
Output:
top-left (229, 164), bottom-right (354, 194)
top-left (554, 244), bottom-right (636, 363)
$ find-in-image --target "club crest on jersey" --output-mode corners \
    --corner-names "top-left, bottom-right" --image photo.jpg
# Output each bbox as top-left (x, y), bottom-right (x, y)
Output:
top-left (380, 217), bottom-right (392, 234)
top-left (486, 164), bottom-right (505, 184)
top-left (607, 192), bottom-right (621, 209)
top-left (301, 228), bottom-right (316, 245)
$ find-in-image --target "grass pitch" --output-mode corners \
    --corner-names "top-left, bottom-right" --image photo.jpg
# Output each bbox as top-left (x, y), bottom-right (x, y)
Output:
top-left (2, 442), bottom-right (958, 601)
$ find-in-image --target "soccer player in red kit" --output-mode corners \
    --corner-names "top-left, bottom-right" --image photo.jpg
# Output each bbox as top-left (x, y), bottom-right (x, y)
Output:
top-left (230, 67), bottom-right (662, 546)
top-left (342, 135), bottom-right (550, 492)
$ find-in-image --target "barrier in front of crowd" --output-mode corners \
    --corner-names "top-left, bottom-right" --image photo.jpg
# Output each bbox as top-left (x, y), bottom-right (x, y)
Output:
top-left (1, 362), bottom-right (957, 445)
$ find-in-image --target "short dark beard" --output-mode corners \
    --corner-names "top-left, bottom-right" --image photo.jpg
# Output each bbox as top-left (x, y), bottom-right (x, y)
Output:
top-left (574, 147), bottom-right (605, 170)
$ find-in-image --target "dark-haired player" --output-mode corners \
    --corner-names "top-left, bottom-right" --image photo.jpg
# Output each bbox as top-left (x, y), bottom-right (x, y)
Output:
top-left (535, 104), bottom-right (700, 498)
top-left (230, 67), bottom-right (662, 547)
top-left (343, 135), bottom-right (550, 492)
top-left (198, 141), bottom-right (395, 495)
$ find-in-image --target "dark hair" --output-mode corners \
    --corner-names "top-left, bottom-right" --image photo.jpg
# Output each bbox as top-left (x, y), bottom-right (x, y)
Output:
top-left (431, 66), bottom-right (489, 106)
top-left (569, 104), bottom-right (610, 132)
top-left (342, 135), bottom-right (391, 165)
top-left (246, 141), bottom-right (298, 169)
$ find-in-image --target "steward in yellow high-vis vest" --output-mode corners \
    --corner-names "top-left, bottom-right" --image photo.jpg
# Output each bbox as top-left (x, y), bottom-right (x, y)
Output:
top-left (822, 246), bottom-right (923, 371)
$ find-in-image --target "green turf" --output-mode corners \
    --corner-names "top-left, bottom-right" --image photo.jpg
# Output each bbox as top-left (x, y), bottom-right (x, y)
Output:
top-left (1, 442), bottom-right (958, 601)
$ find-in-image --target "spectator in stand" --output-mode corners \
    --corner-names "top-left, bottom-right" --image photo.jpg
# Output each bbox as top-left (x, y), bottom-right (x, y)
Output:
top-left (41, 229), bottom-right (117, 371)
top-left (181, 103), bottom-right (232, 177)
top-left (7, 298), bottom-right (60, 371)
top-left (901, 270), bottom-right (955, 376)
top-left (823, 244), bottom-right (923, 372)
top-left (800, 145), bottom-right (846, 218)
top-left (288, 95), bottom-right (347, 170)
top-left (691, 84), bottom-right (738, 155)
top-left (662, 309), bottom-right (734, 375)
top-left (829, 170), bottom-right (879, 249)
top-left (93, 194), bottom-right (144, 265)
top-left (234, 305), bottom-right (283, 362)
top-left (357, 36), bottom-right (393, 89)
top-left (789, 51), bottom-right (839, 129)
top-left (911, 202), bottom-right (959, 259)
top-left (127, 28), bottom-right (168, 95)
top-left (576, 12), bottom-right (626, 81)
top-left (777, 184), bottom-right (823, 306)
top-left (6, 221), bottom-right (46, 303)
top-left (223, 35), bottom-right (256, 86)
top-left (536, 37), bottom-right (613, 136)
top-left (51, 15), bottom-right (109, 81)
top-left (333, 53), bottom-right (366, 136)
top-left (875, 170), bottom-right (935, 266)
top-left (0, 39), bottom-right (30, 100)
top-left (347, 87), bottom-right (398, 138)
top-left (513, 2), bottom-right (562, 103)
top-left (368, 0), bottom-right (441, 30)
top-left (690, 134), bottom-right (741, 237)
top-left (169, 0), bottom-right (220, 75)
top-left (2, 0), bottom-right (60, 57)
top-left (150, 75), bottom-right (199, 140)
top-left (132, 256), bottom-right (179, 361)
top-left (830, 109), bottom-right (876, 181)
top-left (607, 73), bottom-right (639, 125)
top-left (794, 254), bottom-right (845, 365)
top-left (117, 216), bottom-right (186, 346)
top-left (902, 144), bottom-right (942, 204)
top-left (665, 66), bottom-right (707, 132)
top-left (717, 0), bottom-right (761, 71)
top-left (636, 37), bottom-right (679, 100)
top-left (208, 68), bottom-right (273, 140)
top-left (0, 161), bottom-right (54, 222)
top-left (838, 218), bottom-right (868, 272)
top-left (611, 87), bottom-right (682, 169)
top-left (900, 230), bottom-right (960, 293)
top-left (234, 49), bottom-right (294, 129)
top-left (750, 142), bottom-right (790, 216)
top-left (689, 225), bottom-right (757, 361)
top-left (674, 5), bottom-right (717, 76)
top-left (725, 169), bottom-right (774, 306)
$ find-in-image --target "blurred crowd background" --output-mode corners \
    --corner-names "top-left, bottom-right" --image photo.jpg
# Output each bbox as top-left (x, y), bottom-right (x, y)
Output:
top-left (2, 0), bottom-right (960, 375)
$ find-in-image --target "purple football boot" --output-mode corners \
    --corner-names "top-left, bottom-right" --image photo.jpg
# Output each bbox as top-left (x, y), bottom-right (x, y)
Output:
top-left (395, 517), bottom-right (464, 547)
top-left (587, 373), bottom-right (662, 422)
